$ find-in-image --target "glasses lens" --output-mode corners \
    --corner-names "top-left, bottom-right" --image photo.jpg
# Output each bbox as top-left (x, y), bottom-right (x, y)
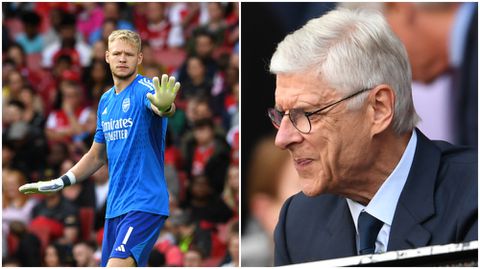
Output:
top-left (267, 108), bottom-right (282, 129)
top-left (289, 109), bottom-right (310, 133)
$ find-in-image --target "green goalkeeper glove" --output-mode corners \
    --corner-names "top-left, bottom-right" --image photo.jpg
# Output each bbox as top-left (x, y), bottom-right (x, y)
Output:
top-left (147, 74), bottom-right (181, 114)
top-left (19, 172), bottom-right (76, 195)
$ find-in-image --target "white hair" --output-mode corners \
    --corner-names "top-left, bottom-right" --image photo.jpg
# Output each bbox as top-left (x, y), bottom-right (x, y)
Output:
top-left (270, 8), bottom-right (419, 135)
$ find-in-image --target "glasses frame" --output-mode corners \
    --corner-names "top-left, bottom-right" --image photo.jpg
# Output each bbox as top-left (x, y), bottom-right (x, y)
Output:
top-left (268, 88), bottom-right (371, 134)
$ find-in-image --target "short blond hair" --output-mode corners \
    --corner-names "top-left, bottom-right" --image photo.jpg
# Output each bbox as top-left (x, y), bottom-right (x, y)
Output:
top-left (108, 30), bottom-right (142, 52)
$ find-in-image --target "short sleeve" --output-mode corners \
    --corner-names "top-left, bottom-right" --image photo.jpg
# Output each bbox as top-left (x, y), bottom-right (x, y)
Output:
top-left (94, 101), bottom-right (105, 144)
top-left (138, 77), bottom-right (156, 112)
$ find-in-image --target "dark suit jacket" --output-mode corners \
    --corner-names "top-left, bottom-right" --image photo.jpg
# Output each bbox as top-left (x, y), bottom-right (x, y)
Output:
top-left (274, 130), bottom-right (478, 265)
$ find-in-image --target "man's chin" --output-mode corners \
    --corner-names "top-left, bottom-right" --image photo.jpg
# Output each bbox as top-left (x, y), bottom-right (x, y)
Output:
top-left (299, 177), bottom-right (324, 197)
top-left (113, 71), bottom-right (136, 80)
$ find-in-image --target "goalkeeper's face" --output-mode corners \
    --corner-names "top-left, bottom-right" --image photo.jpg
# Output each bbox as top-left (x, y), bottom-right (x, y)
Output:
top-left (106, 39), bottom-right (143, 80)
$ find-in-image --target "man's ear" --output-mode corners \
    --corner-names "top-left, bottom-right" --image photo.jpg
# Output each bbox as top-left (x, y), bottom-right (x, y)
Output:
top-left (137, 52), bottom-right (143, 66)
top-left (105, 51), bottom-right (110, 64)
top-left (368, 84), bottom-right (395, 136)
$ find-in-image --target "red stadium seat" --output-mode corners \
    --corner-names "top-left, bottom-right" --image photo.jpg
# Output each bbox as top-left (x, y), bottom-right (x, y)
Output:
top-left (28, 224), bottom-right (50, 256)
top-left (7, 232), bottom-right (19, 256)
top-left (79, 207), bottom-right (95, 241)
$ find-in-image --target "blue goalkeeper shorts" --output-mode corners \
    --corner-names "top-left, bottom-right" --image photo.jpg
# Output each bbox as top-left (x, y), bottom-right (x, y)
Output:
top-left (101, 211), bottom-right (167, 266)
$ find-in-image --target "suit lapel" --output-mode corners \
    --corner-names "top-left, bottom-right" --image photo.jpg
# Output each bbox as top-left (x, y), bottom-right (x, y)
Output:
top-left (324, 199), bottom-right (358, 257)
top-left (388, 129), bottom-right (437, 250)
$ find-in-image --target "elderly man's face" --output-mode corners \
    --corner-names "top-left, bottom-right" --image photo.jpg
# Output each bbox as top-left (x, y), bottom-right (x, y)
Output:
top-left (274, 72), bottom-right (371, 197)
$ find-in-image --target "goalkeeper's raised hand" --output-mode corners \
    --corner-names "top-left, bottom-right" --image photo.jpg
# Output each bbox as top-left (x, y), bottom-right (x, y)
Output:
top-left (19, 172), bottom-right (76, 195)
top-left (147, 74), bottom-right (180, 116)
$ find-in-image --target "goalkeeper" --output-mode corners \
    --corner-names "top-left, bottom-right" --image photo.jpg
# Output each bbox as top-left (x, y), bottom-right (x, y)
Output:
top-left (19, 30), bottom-right (179, 267)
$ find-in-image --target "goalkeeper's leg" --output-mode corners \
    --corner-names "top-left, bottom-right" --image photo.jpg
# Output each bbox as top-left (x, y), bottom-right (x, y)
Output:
top-left (101, 211), bottom-right (167, 267)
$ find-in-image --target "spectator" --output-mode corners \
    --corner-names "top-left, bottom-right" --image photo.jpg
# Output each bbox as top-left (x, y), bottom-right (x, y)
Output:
top-left (137, 3), bottom-right (183, 50)
top-left (138, 42), bottom-right (168, 78)
top-left (182, 118), bottom-right (230, 194)
top-left (221, 220), bottom-right (239, 267)
top-left (2, 59), bottom-right (16, 87)
top-left (19, 85), bottom-right (45, 126)
top-left (3, 20), bottom-right (12, 53)
top-left (222, 164), bottom-right (239, 216)
top-left (55, 215), bottom-right (80, 266)
top-left (43, 142), bottom-right (69, 179)
top-left (90, 40), bottom-right (107, 61)
top-left (186, 174), bottom-right (233, 225)
top-left (73, 240), bottom-right (98, 267)
top-left (3, 257), bottom-right (21, 267)
top-left (41, 7), bottom-right (81, 49)
top-left (173, 211), bottom-right (213, 258)
top-left (89, 2), bottom-right (135, 44)
top-left (89, 18), bottom-right (117, 45)
top-left (183, 246), bottom-right (204, 267)
top-left (42, 12), bottom-right (91, 68)
top-left (225, 3), bottom-right (239, 49)
top-left (2, 170), bottom-right (38, 238)
top-left (179, 3), bottom-right (209, 40)
top-left (31, 190), bottom-right (79, 242)
top-left (76, 3), bottom-right (104, 42)
top-left (178, 31), bottom-right (218, 84)
top-left (3, 100), bottom-right (40, 177)
top-left (91, 165), bottom-right (108, 231)
top-left (2, 142), bottom-right (15, 171)
top-left (83, 59), bottom-right (114, 108)
top-left (342, 3), bottom-right (477, 147)
top-left (2, 70), bottom-right (25, 106)
top-left (242, 137), bottom-right (300, 266)
top-left (40, 54), bottom-right (77, 114)
top-left (15, 11), bottom-right (44, 54)
top-left (225, 82), bottom-right (239, 130)
top-left (148, 248), bottom-right (166, 266)
top-left (4, 43), bottom-right (45, 90)
top-left (45, 79), bottom-right (91, 143)
top-left (44, 243), bottom-right (71, 267)
top-left (9, 221), bottom-right (42, 267)
top-left (193, 3), bottom-right (228, 47)
top-left (60, 159), bottom-right (96, 209)
top-left (181, 56), bottom-right (213, 100)
top-left (153, 227), bottom-right (183, 266)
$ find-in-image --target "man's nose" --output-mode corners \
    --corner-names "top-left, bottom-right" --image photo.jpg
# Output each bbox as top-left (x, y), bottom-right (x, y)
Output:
top-left (275, 116), bottom-right (303, 150)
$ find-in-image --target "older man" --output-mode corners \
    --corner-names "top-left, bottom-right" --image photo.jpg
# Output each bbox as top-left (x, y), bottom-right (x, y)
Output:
top-left (268, 8), bottom-right (477, 265)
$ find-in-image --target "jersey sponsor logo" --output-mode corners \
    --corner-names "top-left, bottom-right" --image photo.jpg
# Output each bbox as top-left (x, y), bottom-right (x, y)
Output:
top-left (102, 118), bottom-right (133, 132)
top-left (122, 98), bottom-right (131, 112)
top-left (101, 117), bottom-right (134, 142)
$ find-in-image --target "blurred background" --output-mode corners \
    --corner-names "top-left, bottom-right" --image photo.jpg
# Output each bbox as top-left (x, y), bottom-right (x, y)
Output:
top-left (241, 2), bottom-right (477, 266)
top-left (2, 2), bottom-right (238, 267)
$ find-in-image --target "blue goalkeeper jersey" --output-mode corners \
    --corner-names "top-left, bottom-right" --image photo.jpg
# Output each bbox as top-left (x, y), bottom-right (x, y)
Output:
top-left (94, 74), bottom-right (169, 219)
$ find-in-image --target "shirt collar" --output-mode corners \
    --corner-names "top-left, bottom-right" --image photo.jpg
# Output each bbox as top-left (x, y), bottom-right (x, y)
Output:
top-left (347, 130), bottom-right (418, 232)
top-left (449, 2), bottom-right (476, 68)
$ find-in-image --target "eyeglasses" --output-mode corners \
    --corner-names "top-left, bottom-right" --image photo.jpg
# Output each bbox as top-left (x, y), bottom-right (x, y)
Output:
top-left (267, 88), bottom-right (371, 134)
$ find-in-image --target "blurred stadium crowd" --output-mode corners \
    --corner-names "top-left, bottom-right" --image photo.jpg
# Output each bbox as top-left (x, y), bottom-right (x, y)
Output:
top-left (2, 2), bottom-right (239, 267)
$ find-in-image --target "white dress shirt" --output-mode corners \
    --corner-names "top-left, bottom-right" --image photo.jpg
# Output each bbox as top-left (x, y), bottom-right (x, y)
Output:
top-left (347, 130), bottom-right (417, 254)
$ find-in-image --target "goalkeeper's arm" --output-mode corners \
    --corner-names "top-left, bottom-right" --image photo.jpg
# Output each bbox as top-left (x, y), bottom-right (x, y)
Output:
top-left (147, 74), bottom-right (180, 117)
top-left (19, 142), bottom-right (107, 194)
